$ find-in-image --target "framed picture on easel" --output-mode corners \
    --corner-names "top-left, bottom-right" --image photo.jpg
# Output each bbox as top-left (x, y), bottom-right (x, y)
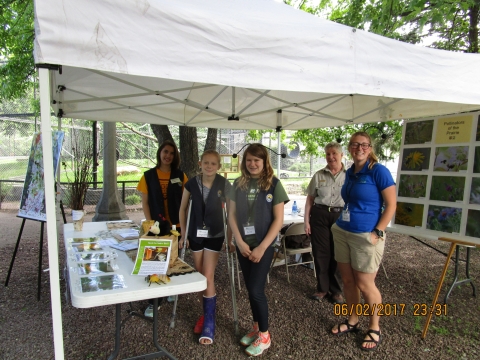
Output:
top-left (17, 131), bottom-right (65, 221)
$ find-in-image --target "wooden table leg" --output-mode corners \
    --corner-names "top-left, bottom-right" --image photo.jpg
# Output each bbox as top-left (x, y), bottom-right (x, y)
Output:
top-left (421, 242), bottom-right (457, 339)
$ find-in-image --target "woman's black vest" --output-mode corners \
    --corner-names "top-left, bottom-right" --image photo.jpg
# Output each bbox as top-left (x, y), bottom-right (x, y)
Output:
top-left (187, 174), bottom-right (227, 243)
top-left (234, 177), bottom-right (279, 246)
top-left (144, 167), bottom-right (184, 225)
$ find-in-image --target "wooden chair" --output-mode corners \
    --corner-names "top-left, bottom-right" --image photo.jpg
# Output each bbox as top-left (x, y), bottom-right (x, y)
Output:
top-left (271, 222), bottom-right (316, 283)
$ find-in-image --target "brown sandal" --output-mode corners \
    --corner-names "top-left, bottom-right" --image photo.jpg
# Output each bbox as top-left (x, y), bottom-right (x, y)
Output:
top-left (331, 319), bottom-right (359, 336)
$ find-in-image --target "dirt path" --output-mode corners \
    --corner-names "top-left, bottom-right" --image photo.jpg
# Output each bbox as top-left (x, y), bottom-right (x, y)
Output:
top-left (1, 209), bottom-right (479, 359)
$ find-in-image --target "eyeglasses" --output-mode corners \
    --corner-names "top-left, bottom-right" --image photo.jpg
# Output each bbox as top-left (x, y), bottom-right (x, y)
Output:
top-left (349, 142), bottom-right (371, 149)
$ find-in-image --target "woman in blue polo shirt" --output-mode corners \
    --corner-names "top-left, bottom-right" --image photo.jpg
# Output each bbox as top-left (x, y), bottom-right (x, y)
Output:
top-left (229, 143), bottom-right (289, 357)
top-left (330, 132), bottom-right (396, 352)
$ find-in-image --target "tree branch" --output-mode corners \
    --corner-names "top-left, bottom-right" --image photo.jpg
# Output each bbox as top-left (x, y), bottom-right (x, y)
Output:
top-left (119, 122), bottom-right (157, 141)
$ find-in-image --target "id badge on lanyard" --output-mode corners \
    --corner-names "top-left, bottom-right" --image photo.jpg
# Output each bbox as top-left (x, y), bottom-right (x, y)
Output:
top-left (342, 205), bottom-right (350, 222)
top-left (197, 226), bottom-right (210, 238)
top-left (243, 222), bottom-right (255, 235)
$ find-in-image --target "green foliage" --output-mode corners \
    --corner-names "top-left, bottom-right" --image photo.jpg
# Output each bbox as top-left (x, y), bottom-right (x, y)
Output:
top-left (0, 182), bottom-right (12, 205)
top-left (293, 121), bottom-right (402, 161)
top-left (288, 162), bottom-right (310, 173)
top-left (295, 0), bottom-right (479, 53)
top-left (0, 0), bottom-right (36, 100)
top-left (124, 194), bottom-right (141, 205)
top-left (246, 130), bottom-right (286, 143)
top-left (301, 180), bottom-right (310, 195)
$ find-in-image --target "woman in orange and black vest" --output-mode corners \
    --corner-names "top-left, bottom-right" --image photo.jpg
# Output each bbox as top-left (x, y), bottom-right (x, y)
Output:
top-left (136, 140), bottom-right (187, 317)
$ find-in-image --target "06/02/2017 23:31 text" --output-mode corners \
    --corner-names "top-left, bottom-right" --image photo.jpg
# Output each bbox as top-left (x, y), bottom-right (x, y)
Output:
top-left (333, 303), bottom-right (447, 317)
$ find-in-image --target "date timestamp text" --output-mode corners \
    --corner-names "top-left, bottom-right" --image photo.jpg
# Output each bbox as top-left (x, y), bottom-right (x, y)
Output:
top-left (333, 303), bottom-right (447, 317)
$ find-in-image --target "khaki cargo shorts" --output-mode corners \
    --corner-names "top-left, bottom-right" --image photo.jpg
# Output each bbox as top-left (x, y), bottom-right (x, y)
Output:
top-left (331, 223), bottom-right (385, 274)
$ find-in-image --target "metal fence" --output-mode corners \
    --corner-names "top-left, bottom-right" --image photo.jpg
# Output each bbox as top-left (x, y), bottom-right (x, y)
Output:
top-left (0, 179), bottom-right (143, 211)
top-left (1, 90), bottom-right (323, 213)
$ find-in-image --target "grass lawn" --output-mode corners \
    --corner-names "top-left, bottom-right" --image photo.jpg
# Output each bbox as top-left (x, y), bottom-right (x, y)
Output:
top-left (1, 158), bottom-right (311, 192)
top-left (0, 159), bottom-right (29, 179)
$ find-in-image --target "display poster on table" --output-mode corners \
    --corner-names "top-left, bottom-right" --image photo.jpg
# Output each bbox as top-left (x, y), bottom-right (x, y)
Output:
top-left (393, 112), bottom-right (480, 244)
top-left (131, 238), bottom-right (172, 276)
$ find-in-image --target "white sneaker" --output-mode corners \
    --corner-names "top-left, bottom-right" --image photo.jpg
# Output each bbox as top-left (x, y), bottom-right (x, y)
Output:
top-left (144, 304), bottom-right (161, 318)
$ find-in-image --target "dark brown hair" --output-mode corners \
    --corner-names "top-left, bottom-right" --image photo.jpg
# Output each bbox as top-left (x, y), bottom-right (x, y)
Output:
top-left (156, 140), bottom-right (180, 170)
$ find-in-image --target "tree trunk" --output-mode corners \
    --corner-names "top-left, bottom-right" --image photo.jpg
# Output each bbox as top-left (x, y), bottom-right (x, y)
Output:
top-left (468, 1), bottom-right (479, 53)
top-left (204, 128), bottom-right (218, 151)
top-left (150, 124), bottom-right (173, 144)
top-left (179, 126), bottom-right (199, 179)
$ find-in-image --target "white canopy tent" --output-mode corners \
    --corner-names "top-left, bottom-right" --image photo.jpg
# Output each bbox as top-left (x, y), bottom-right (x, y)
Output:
top-left (33, 0), bottom-right (480, 358)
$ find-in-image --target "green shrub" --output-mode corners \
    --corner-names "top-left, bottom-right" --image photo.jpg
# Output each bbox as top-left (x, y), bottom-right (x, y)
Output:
top-left (301, 180), bottom-right (310, 195)
top-left (288, 163), bottom-right (310, 173)
top-left (0, 183), bottom-right (13, 208)
top-left (125, 194), bottom-right (142, 205)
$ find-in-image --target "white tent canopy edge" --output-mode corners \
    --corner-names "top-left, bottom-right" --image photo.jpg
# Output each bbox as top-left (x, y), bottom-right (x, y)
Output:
top-left (34, 0), bottom-right (480, 130)
top-left (33, 0), bottom-right (480, 358)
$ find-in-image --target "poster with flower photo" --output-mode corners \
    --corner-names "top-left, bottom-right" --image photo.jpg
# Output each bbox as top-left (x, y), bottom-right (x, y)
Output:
top-left (404, 120), bottom-right (434, 145)
top-left (395, 202), bottom-right (424, 227)
top-left (426, 206), bottom-right (462, 234)
top-left (400, 148), bottom-right (431, 171)
top-left (470, 178), bottom-right (480, 204)
top-left (476, 115), bottom-right (480, 141)
top-left (18, 131), bottom-right (65, 221)
top-left (466, 210), bottom-right (480, 238)
top-left (397, 174), bottom-right (427, 198)
top-left (474, 147), bottom-right (480, 173)
top-left (429, 176), bottom-right (465, 202)
top-left (433, 146), bottom-right (468, 172)
top-left (395, 112), bottom-right (480, 244)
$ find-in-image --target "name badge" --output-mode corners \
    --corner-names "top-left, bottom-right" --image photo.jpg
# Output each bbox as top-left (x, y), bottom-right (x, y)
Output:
top-left (342, 209), bottom-right (350, 222)
top-left (243, 224), bottom-right (255, 235)
top-left (170, 178), bottom-right (181, 184)
top-left (197, 227), bottom-right (209, 238)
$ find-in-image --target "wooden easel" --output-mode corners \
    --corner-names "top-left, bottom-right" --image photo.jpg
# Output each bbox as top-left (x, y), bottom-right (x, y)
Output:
top-left (4, 201), bottom-right (66, 301)
top-left (422, 237), bottom-right (479, 339)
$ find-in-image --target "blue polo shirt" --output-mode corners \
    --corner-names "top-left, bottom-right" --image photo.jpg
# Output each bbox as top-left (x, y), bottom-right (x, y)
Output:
top-left (336, 161), bottom-right (395, 233)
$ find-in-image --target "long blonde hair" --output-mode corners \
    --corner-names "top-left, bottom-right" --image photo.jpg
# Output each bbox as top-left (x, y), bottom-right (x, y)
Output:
top-left (237, 143), bottom-right (274, 191)
top-left (349, 131), bottom-right (378, 170)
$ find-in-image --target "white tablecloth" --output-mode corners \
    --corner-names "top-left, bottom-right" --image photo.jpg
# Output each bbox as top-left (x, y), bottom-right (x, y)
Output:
top-left (64, 221), bottom-right (206, 308)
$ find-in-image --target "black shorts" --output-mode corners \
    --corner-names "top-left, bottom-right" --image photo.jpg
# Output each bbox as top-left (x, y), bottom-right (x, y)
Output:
top-left (189, 237), bottom-right (224, 252)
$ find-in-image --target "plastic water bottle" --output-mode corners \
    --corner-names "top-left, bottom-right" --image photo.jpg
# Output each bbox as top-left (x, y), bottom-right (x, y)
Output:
top-left (292, 200), bottom-right (298, 217)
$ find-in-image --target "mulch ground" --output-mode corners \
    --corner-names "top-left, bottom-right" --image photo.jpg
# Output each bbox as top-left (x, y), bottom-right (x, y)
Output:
top-left (1, 209), bottom-right (479, 360)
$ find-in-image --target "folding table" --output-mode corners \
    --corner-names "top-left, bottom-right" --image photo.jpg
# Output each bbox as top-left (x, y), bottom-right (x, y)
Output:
top-left (63, 222), bottom-right (206, 359)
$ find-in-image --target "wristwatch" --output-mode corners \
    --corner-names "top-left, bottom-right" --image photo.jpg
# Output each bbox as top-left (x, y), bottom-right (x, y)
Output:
top-left (373, 228), bottom-right (384, 239)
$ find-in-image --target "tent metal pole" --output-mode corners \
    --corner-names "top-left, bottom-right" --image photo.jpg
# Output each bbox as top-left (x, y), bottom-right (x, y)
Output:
top-left (276, 110), bottom-right (282, 177)
top-left (39, 68), bottom-right (65, 359)
top-left (277, 134), bottom-right (280, 177)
